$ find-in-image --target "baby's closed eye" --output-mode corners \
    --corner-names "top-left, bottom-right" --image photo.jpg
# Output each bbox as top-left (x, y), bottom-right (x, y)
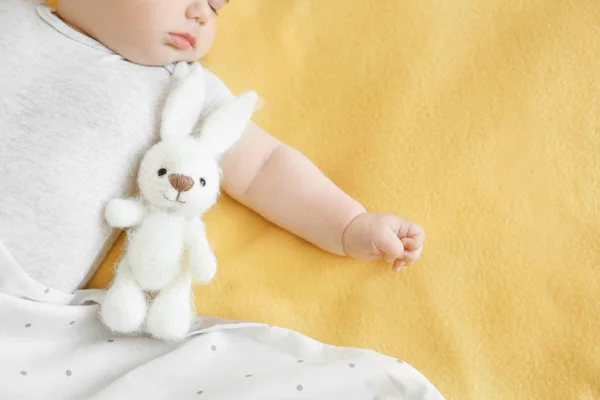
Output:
top-left (208, 0), bottom-right (228, 15)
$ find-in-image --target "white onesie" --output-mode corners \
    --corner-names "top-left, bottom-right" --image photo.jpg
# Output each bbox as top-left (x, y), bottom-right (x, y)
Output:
top-left (0, 0), bottom-right (233, 293)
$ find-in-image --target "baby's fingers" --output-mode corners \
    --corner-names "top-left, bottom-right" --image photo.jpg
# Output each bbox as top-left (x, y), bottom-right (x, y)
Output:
top-left (392, 247), bottom-right (423, 272)
top-left (377, 230), bottom-right (405, 263)
top-left (401, 249), bottom-right (421, 265)
top-left (392, 259), bottom-right (407, 272)
top-left (396, 222), bottom-right (425, 246)
top-left (401, 238), bottom-right (419, 251)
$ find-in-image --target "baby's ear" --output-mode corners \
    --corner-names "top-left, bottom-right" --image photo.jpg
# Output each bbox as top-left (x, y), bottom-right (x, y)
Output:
top-left (195, 91), bottom-right (259, 158)
top-left (160, 62), bottom-right (206, 140)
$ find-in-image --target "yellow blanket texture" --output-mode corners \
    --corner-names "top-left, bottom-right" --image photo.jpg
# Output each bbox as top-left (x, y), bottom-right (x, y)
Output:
top-left (78, 0), bottom-right (599, 398)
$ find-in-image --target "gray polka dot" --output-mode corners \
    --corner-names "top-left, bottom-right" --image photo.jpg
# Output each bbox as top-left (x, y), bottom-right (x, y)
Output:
top-left (69, 321), bottom-right (75, 325)
top-left (66, 370), bottom-right (72, 376)
top-left (297, 360), bottom-right (304, 363)
top-left (296, 384), bottom-right (303, 391)
top-left (20, 371), bottom-right (27, 376)
top-left (349, 363), bottom-right (355, 368)
top-left (211, 345), bottom-right (217, 351)
top-left (396, 359), bottom-right (404, 364)
top-left (44, 288), bottom-right (50, 294)
top-left (197, 390), bottom-right (204, 395)
top-left (25, 324), bottom-right (31, 328)
top-left (246, 374), bottom-right (252, 378)
top-left (107, 339), bottom-right (114, 343)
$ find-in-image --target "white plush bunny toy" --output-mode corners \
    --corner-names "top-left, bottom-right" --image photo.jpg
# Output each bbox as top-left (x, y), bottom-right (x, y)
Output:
top-left (100, 62), bottom-right (257, 341)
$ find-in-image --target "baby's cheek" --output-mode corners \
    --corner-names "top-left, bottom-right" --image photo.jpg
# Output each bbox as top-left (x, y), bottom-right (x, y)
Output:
top-left (195, 27), bottom-right (217, 59)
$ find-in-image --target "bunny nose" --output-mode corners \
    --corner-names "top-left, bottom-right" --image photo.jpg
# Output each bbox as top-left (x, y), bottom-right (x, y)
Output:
top-left (168, 174), bottom-right (194, 192)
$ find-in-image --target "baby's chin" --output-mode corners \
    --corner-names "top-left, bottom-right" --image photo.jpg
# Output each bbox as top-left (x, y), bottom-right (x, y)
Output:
top-left (120, 45), bottom-right (206, 67)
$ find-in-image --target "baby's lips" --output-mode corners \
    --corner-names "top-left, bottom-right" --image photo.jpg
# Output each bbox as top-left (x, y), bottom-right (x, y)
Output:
top-left (166, 33), bottom-right (196, 50)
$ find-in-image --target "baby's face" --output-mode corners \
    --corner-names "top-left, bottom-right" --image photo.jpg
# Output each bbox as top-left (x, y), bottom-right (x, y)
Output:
top-left (57, 0), bottom-right (227, 66)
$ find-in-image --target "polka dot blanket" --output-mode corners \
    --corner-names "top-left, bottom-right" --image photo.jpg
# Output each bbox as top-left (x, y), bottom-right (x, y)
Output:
top-left (0, 243), bottom-right (443, 399)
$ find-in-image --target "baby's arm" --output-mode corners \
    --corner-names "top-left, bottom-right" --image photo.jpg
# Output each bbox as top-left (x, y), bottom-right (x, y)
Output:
top-left (220, 122), bottom-right (366, 256)
top-left (221, 122), bottom-right (426, 270)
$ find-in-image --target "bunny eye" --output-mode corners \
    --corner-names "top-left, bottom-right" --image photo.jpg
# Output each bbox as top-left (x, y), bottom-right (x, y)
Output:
top-left (158, 168), bottom-right (167, 177)
top-left (199, 178), bottom-right (206, 187)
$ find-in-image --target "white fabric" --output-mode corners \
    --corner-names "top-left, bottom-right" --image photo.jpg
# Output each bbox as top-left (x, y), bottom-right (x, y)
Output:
top-left (0, 0), bottom-right (232, 293)
top-left (0, 239), bottom-right (444, 399)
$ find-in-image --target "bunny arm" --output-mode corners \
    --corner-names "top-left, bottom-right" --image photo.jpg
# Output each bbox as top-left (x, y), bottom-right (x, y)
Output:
top-left (105, 198), bottom-right (147, 229)
top-left (184, 219), bottom-right (217, 284)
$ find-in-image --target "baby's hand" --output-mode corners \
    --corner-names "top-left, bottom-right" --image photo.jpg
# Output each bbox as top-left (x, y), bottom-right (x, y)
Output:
top-left (342, 213), bottom-right (425, 272)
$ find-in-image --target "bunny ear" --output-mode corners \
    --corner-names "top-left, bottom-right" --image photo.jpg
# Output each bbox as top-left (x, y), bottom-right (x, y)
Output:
top-left (160, 62), bottom-right (206, 140)
top-left (195, 91), bottom-right (259, 157)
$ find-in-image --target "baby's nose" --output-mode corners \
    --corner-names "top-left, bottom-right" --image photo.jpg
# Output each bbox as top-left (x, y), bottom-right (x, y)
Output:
top-left (168, 174), bottom-right (195, 192)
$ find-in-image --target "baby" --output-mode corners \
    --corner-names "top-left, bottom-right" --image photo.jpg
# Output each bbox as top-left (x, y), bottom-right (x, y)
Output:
top-left (0, 0), bottom-right (425, 294)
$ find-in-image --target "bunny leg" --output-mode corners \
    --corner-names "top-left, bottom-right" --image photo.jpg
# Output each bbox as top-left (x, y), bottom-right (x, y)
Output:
top-left (145, 270), bottom-right (194, 341)
top-left (100, 257), bottom-right (147, 334)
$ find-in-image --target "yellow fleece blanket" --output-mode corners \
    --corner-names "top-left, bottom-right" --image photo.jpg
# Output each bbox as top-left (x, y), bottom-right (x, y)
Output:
top-left (81, 1), bottom-right (599, 398)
